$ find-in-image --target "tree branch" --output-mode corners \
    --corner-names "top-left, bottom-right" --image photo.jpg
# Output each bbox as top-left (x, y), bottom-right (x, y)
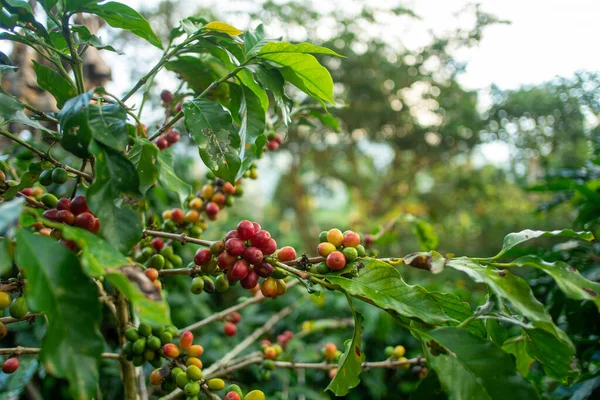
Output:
top-left (0, 346), bottom-right (119, 359)
top-left (116, 293), bottom-right (138, 400)
top-left (144, 229), bottom-right (214, 248)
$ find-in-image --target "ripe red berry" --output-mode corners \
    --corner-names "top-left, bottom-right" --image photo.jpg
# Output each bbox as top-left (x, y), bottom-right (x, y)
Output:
top-left (179, 331), bottom-right (193, 351)
top-left (151, 237), bottom-right (164, 251)
top-left (283, 330), bottom-right (293, 340)
top-left (226, 238), bottom-right (246, 257)
top-left (160, 90), bottom-right (173, 104)
top-left (21, 188), bottom-right (33, 196)
top-left (237, 220), bottom-right (256, 241)
top-left (252, 222), bottom-right (262, 232)
top-left (60, 239), bottom-right (78, 252)
top-left (75, 212), bottom-right (95, 231)
top-left (224, 322), bottom-right (237, 336)
top-left (225, 392), bottom-right (241, 400)
top-left (324, 343), bottom-right (337, 359)
top-left (90, 218), bottom-right (101, 234)
top-left (225, 230), bottom-right (239, 241)
top-left (343, 231), bottom-right (361, 248)
top-left (254, 262), bottom-right (274, 278)
top-left (264, 346), bottom-right (277, 360)
top-left (260, 339), bottom-right (272, 348)
top-left (364, 234), bottom-right (374, 247)
top-left (223, 182), bottom-right (236, 195)
top-left (326, 251), bottom-right (346, 270)
top-left (205, 201), bottom-right (219, 217)
top-left (251, 230), bottom-right (271, 248)
top-left (162, 343), bottom-right (180, 358)
top-left (42, 209), bottom-right (60, 222)
top-left (329, 368), bottom-right (337, 379)
top-left (230, 260), bottom-right (250, 281)
top-left (57, 198), bottom-right (71, 211)
top-left (229, 311), bottom-right (242, 324)
top-left (267, 140), bottom-right (279, 151)
top-left (156, 137), bottom-right (168, 150)
top-left (275, 134), bottom-right (283, 144)
top-left (57, 210), bottom-right (75, 225)
top-left (217, 252), bottom-right (238, 269)
top-left (70, 195), bottom-right (89, 215)
top-left (194, 248), bottom-right (213, 266)
top-left (240, 269), bottom-right (259, 289)
top-left (171, 208), bottom-right (185, 223)
top-left (260, 238), bottom-right (277, 255)
top-left (166, 130), bottom-right (180, 145)
top-left (277, 246), bottom-right (297, 262)
top-left (243, 246), bottom-right (263, 265)
top-left (144, 268), bottom-right (159, 281)
top-left (175, 101), bottom-right (183, 113)
top-left (2, 357), bottom-right (19, 374)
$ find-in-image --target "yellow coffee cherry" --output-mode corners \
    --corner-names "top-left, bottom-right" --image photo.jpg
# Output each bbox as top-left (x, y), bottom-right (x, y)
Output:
top-left (392, 345), bottom-right (406, 358)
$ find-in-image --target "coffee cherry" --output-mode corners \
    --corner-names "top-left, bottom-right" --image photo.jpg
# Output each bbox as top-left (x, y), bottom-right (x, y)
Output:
top-left (171, 208), bottom-right (185, 223)
top-left (186, 365), bottom-right (203, 381)
top-left (207, 378), bottom-right (225, 391)
top-left (144, 268), bottom-right (159, 281)
top-left (342, 247), bottom-right (358, 262)
top-left (384, 346), bottom-right (394, 358)
top-left (244, 390), bottom-right (266, 400)
top-left (149, 369), bottom-right (164, 385)
top-left (138, 322), bottom-right (152, 337)
top-left (230, 260), bottom-right (250, 281)
top-left (151, 238), bottom-right (164, 252)
top-left (218, 252), bottom-right (237, 270)
top-left (215, 274), bottom-right (230, 292)
top-left (276, 279), bottom-right (287, 296)
top-left (156, 137), bottom-right (168, 150)
top-left (74, 212), bottom-right (95, 231)
top-left (41, 193), bottom-right (58, 208)
top-left (324, 343), bottom-right (337, 359)
top-left (237, 220), bottom-right (256, 241)
top-left (162, 343), bottom-right (180, 358)
top-left (176, 373), bottom-right (190, 389)
top-left (329, 368), bottom-right (337, 379)
top-left (261, 277), bottom-right (278, 298)
top-left (184, 210), bottom-right (199, 223)
top-left (194, 248), bottom-right (212, 266)
top-left (0, 321), bottom-right (7, 340)
top-left (327, 229), bottom-right (344, 247)
top-left (166, 130), bottom-right (180, 145)
top-left (70, 195), bottom-right (89, 215)
top-left (263, 346), bottom-right (277, 360)
top-left (226, 238), bottom-right (246, 257)
top-left (260, 238), bottom-right (277, 255)
top-left (2, 357), bottom-right (19, 374)
top-left (57, 197), bottom-right (71, 211)
top-left (343, 231), bottom-right (361, 248)
top-left (225, 392), bottom-right (242, 400)
top-left (392, 345), bottom-right (406, 358)
top-left (51, 168), bottom-right (68, 184)
top-left (179, 331), bottom-right (193, 350)
top-left (326, 251), bottom-right (346, 270)
top-left (356, 244), bottom-right (366, 257)
top-left (160, 331), bottom-right (173, 344)
top-left (225, 230), bottom-right (239, 241)
top-left (147, 336), bottom-right (161, 350)
top-left (203, 277), bottom-right (215, 293)
top-left (39, 169), bottom-right (53, 186)
top-left (223, 182), bottom-right (236, 195)
top-left (251, 230), bottom-right (271, 248)
top-left (224, 322), bottom-right (237, 336)
top-left (147, 254), bottom-right (165, 270)
top-left (9, 296), bottom-right (27, 319)
top-left (398, 356), bottom-right (411, 370)
top-left (277, 246), bottom-right (297, 262)
top-left (190, 277), bottom-right (205, 294)
top-left (188, 197), bottom-right (203, 210)
top-left (57, 210), bottom-right (75, 225)
top-left (212, 192), bottom-right (226, 205)
top-left (175, 101), bottom-right (183, 113)
top-left (240, 269), bottom-right (258, 289)
top-left (186, 357), bottom-right (203, 369)
top-left (364, 234), bottom-right (374, 247)
top-left (160, 90), bottom-right (173, 104)
top-left (125, 327), bottom-right (139, 341)
top-left (205, 201), bottom-right (219, 217)
top-left (229, 311), bottom-right (242, 324)
top-left (0, 292), bottom-right (11, 309)
top-left (252, 221), bottom-right (261, 231)
top-left (132, 338), bottom-right (146, 354)
top-left (243, 246), bottom-right (263, 265)
top-left (317, 242), bottom-right (336, 257)
top-left (254, 262), bottom-right (274, 278)
top-left (188, 344), bottom-right (204, 357)
top-left (162, 210), bottom-right (172, 220)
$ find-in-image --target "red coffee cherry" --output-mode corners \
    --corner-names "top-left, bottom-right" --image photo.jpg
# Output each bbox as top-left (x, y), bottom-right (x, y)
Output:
top-left (194, 248), bottom-right (213, 266)
top-left (324, 343), bottom-right (337, 359)
top-left (237, 220), bottom-right (256, 241)
top-left (240, 269), bottom-right (259, 289)
top-left (225, 238), bottom-right (246, 257)
top-left (229, 311), bottom-right (242, 324)
top-left (223, 322), bottom-right (237, 337)
top-left (254, 262), bottom-right (274, 278)
top-left (42, 209), bottom-right (60, 222)
top-left (267, 140), bottom-right (279, 151)
top-left (326, 251), bottom-right (346, 270)
top-left (175, 101), bottom-right (183, 113)
top-left (243, 246), bottom-right (263, 265)
top-left (162, 343), bottom-right (180, 358)
top-left (275, 134), bottom-right (283, 144)
top-left (225, 392), bottom-right (241, 400)
top-left (171, 208), bottom-right (185, 223)
top-left (217, 252), bottom-right (238, 269)
top-left (252, 222), bottom-right (261, 232)
top-left (57, 210), bottom-right (75, 225)
top-left (160, 90), bottom-right (173, 104)
top-left (364, 234), bottom-right (374, 247)
top-left (2, 357), bottom-right (19, 374)
top-left (70, 195), bottom-right (89, 215)
top-left (21, 188), bottom-right (33, 196)
top-left (260, 238), bottom-right (277, 255)
top-left (342, 231), bottom-right (361, 248)
top-left (75, 212), bottom-right (96, 231)
top-left (57, 198), bottom-right (71, 211)
top-left (60, 239), bottom-right (78, 252)
top-left (225, 230), bottom-right (239, 241)
top-left (90, 218), bottom-right (101, 234)
top-left (156, 137), bottom-right (168, 150)
top-left (205, 201), bottom-right (219, 217)
top-left (179, 331), bottom-right (193, 351)
top-left (230, 260), bottom-right (250, 281)
top-left (329, 368), bottom-right (337, 379)
top-left (166, 130), bottom-right (180, 145)
top-left (251, 230), bottom-right (271, 248)
top-left (277, 246), bottom-right (297, 262)
top-left (151, 237), bottom-right (165, 251)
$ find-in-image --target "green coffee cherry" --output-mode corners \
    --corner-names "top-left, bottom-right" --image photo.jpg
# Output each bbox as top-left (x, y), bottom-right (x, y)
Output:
top-left (152, 326), bottom-right (165, 337)
top-left (319, 231), bottom-right (328, 243)
top-left (176, 373), bottom-right (189, 389)
top-left (132, 338), bottom-right (147, 354)
top-left (161, 380), bottom-right (176, 392)
top-left (184, 381), bottom-right (201, 396)
top-left (39, 169), bottom-right (53, 186)
top-left (315, 262), bottom-right (330, 275)
top-left (41, 193), bottom-right (58, 208)
top-left (149, 355), bottom-right (163, 368)
top-left (356, 245), bottom-right (366, 257)
top-left (384, 346), bottom-right (394, 358)
top-left (159, 331), bottom-right (173, 344)
top-left (125, 327), bottom-right (140, 341)
top-left (138, 323), bottom-right (152, 337)
top-left (170, 254), bottom-right (183, 266)
top-left (161, 246), bottom-right (174, 259)
top-left (207, 378), bottom-right (225, 391)
top-left (51, 167), bottom-right (68, 184)
top-left (147, 254), bottom-right (165, 270)
top-left (122, 342), bottom-right (133, 357)
top-left (9, 296), bottom-right (27, 319)
top-left (186, 365), bottom-right (203, 381)
top-left (166, 326), bottom-right (178, 336)
top-left (215, 274), bottom-right (229, 292)
top-left (144, 349), bottom-right (156, 361)
top-left (132, 355), bottom-right (144, 366)
top-left (342, 247), bottom-right (358, 262)
top-left (226, 384), bottom-right (244, 398)
top-left (190, 277), bottom-right (205, 294)
top-left (263, 359), bottom-right (275, 371)
top-left (147, 335), bottom-right (161, 350)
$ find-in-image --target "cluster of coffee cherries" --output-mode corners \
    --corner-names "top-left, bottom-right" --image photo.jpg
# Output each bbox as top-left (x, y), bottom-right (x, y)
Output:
top-left (38, 166), bottom-right (68, 186)
top-left (384, 345), bottom-right (411, 370)
top-left (316, 229), bottom-right (365, 271)
top-left (223, 311), bottom-right (242, 337)
top-left (39, 195), bottom-right (100, 251)
top-left (258, 330), bottom-right (294, 380)
top-left (121, 323), bottom-right (179, 368)
top-left (136, 237), bottom-right (183, 271)
top-left (0, 291), bottom-right (29, 340)
top-left (189, 174), bottom-right (243, 222)
top-left (265, 133), bottom-right (283, 152)
top-left (322, 342), bottom-right (343, 379)
top-left (154, 90), bottom-right (181, 150)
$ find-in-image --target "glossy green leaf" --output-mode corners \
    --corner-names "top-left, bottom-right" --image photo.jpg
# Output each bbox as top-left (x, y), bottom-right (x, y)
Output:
top-left (87, 141), bottom-right (142, 252)
top-left (502, 338), bottom-right (534, 377)
top-left (64, 0), bottom-right (97, 12)
top-left (237, 84), bottom-right (266, 178)
top-left (129, 137), bottom-right (160, 194)
top-left (15, 229), bottom-right (103, 400)
top-left (0, 239), bottom-right (12, 275)
top-left (156, 151), bottom-right (191, 206)
top-left (237, 68), bottom-right (269, 111)
top-left (410, 372), bottom-right (446, 400)
top-left (323, 259), bottom-right (452, 324)
top-left (258, 42), bottom-right (343, 57)
top-left (183, 99), bottom-right (241, 183)
top-left (430, 292), bottom-right (486, 337)
top-left (88, 103), bottom-right (129, 152)
top-left (0, 93), bottom-right (51, 132)
top-left (422, 327), bottom-right (539, 400)
top-left (326, 294), bottom-right (364, 396)
top-left (244, 24), bottom-right (273, 58)
top-left (0, 358), bottom-right (39, 398)
top-left (512, 255), bottom-right (600, 308)
top-left (81, 2), bottom-right (162, 49)
top-left (273, 58), bottom-right (335, 106)
top-left (32, 61), bottom-right (76, 108)
top-left (0, 195), bottom-right (24, 234)
top-left (38, 0), bottom-right (58, 12)
top-left (58, 90), bottom-right (94, 158)
top-left (255, 65), bottom-right (290, 124)
top-left (493, 229), bottom-right (595, 259)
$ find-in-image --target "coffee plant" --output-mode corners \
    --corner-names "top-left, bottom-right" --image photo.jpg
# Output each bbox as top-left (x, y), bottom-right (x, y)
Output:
top-left (0, 1), bottom-right (598, 399)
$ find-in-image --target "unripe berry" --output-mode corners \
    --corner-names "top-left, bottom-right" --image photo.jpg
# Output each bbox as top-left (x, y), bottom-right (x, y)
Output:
top-left (244, 390), bottom-right (266, 400)
top-left (240, 269), bottom-right (259, 289)
top-left (205, 201), bottom-right (219, 217)
top-left (398, 356), bottom-right (410, 370)
top-left (237, 220), bottom-right (256, 240)
top-left (70, 195), bottom-right (89, 215)
top-left (175, 372), bottom-right (189, 389)
top-left (179, 331), bottom-right (193, 350)
top-left (207, 378), bottom-right (225, 391)
top-left (166, 130), bottom-right (180, 145)
top-left (218, 252), bottom-right (238, 269)
top-left (356, 244), bottom-right (366, 257)
top-left (2, 358), bottom-right (19, 374)
top-left (243, 246), bottom-right (263, 265)
top-left (0, 292), bottom-right (12, 309)
top-left (149, 369), bottom-right (164, 385)
top-left (277, 246), bottom-right (297, 262)
top-left (326, 251), bottom-right (346, 270)
top-left (263, 346), bottom-right (277, 360)
top-left (151, 237), bottom-right (164, 251)
top-left (327, 229), bottom-right (344, 247)
top-left (138, 323), bottom-right (152, 337)
top-left (190, 276), bottom-right (205, 294)
top-left (384, 346), bottom-right (394, 358)
top-left (261, 277), bottom-right (278, 298)
top-left (160, 90), bottom-right (173, 104)
top-left (343, 231), bottom-right (361, 248)
top-left (224, 322), bottom-right (237, 336)
top-left (223, 182), bottom-right (236, 194)
top-left (188, 344), bottom-right (204, 357)
top-left (392, 345), bottom-right (406, 358)
top-left (254, 262), bottom-right (274, 278)
top-left (251, 230), bottom-right (271, 248)
top-left (226, 238), bottom-right (246, 257)
top-left (171, 208), bottom-right (185, 223)
top-left (189, 197), bottom-right (203, 210)
top-left (276, 279), bottom-right (287, 296)
top-left (57, 210), bottom-right (75, 225)
top-left (147, 336), bottom-right (161, 350)
top-left (342, 247), bottom-right (358, 262)
top-left (260, 238), bottom-right (277, 255)
top-left (156, 137), bottom-right (168, 150)
top-left (184, 210), bottom-right (199, 223)
top-left (186, 365), bottom-right (203, 381)
top-left (144, 268), bottom-right (159, 281)
top-left (194, 248), bottom-right (212, 266)
top-left (329, 368), bottom-right (337, 379)
top-left (75, 212), bottom-right (96, 231)
top-left (162, 343), bottom-right (180, 358)
top-left (317, 242), bottom-right (337, 257)
top-left (324, 343), bottom-right (337, 359)
top-left (212, 192), bottom-right (226, 205)
top-left (186, 357), bottom-right (203, 369)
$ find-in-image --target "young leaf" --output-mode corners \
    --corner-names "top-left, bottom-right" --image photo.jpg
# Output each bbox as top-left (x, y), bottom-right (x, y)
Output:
top-left (88, 103), bottom-right (129, 152)
top-left (156, 151), bottom-right (192, 206)
top-left (326, 294), bottom-right (364, 396)
top-left (421, 327), bottom-right (540, 400)
top-left (87, 141), bottom-right (142, 252)
top-left (183, 99), bottom-right (241, 183)
top-left (129, 137), bottom-right (160, 194)
top-left (81, 2), bottom-right (162, 49)
top-left (243, 24), bottom-right (273, 58)
top-left (16, 229), bottom-right (103, 400)
top-left (72, 25), bottom-right (123, 54)
top-left (502, 337), bottom-right (534, 377)
top-left (493, 229), bottom-right (595, 259)
top-left (237, 84), bottom-right (266, 179)
top-left (323, 259), bottom-right (452, 325)
top-left (258, 42), bottom-right (343, 57)
top-left (32, 61), bottom-right (76, 108)
top-left (0, 93), bottom-right (51, 132)
top-left (203, 21), bottom-right (243, 36)
top-left (58, 90), bottom-right (94, 158)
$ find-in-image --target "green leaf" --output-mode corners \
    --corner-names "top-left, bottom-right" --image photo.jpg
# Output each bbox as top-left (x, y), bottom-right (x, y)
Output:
top-left (493, 229), bottom-right (595, 259)
top-left (38, 0), bottom-right (58, 12)
top-left (0, 196), bottom-right (24, 236)
top-left (72, 25), bottom-right (123, 54)
top-left (410, 372), bottom-right (446, 400)
top-left (88, 103), bottom-right (129, 152)
top-left (87, 141), bottom-right (142, 252)
top-left (237, 84), bottom-right (266, 179)
top-left (57, 224), bottom-right (171, 326)
top-left (156, 151), bottom-right (191, 206)
top-left (183, 99), bottom-right (241, 183)
top-left (0, 93), bottom-right (51, 132)
top-left (323, 259), bottom-right (452, 325)
top-left (129, 137), bottom-right (159, 194)
top-left (58, 90), bottom-right (94, 158)
top-left (237, 68), bottom-right (269, 111)
top-left (430, 292), bottom-right (486, 337)
top-left (326, 293), bottom-right (364, 396)
top-left (31, 60), bottom-right (76, 108)
top-left (502, 338), bottom-right (534, 377)
top-left (0, 239), bottom-right (12, 275)
top-left (277, 59), bottom-right (335, 106)
top-left (512, 255), bottom-right (600, 308)
top-left (2, 168), bottom-right (42, 200)
top-left (81, 2), bottom-right (162, 49)
top-left (243, 24), bottom-right (273, 58)
top-left (0, 357), bottom-right (39, 398)
top-left (255, 65), bottom-right (290, 124)
top-left (258, 42), bottom-right (343, 57)
top-left (64, 0), bottom-right (97, 12)
top-left (413, 220), bottom-right (439, 251)
top-left (403, 251), bottom-right (446, 274)
top-left (422, 327), bottom-right (539, 400)
top-left (16, 229), bottom-right (103, 400)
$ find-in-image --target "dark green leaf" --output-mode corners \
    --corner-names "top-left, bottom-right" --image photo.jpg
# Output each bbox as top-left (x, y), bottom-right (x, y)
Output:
top-left (255, 65), bottom-right (290, 124)
top-left (410, 372), bottom-right (446, 400)
top-left (243, 24), bottom-right (273, 58)
top-left (0, 93), bottom-right (51, 132)
top-left (430, 292), bottom-right (486, 337)
top-left (71, 25), bottom-right (123, 54)
top-left (64, 0), bottom-right (97, 12)
top-left (129, 137), bottom-right (159, 194)
top-left (38, 0), bottom-right (58, 12)
top-left (16, 229), bottom-right (103, 400)
top-left (323, 259), bottom-right (452, 324)
top-left (502, 338), bottom-right (534, 377)
top-left (81, 2), bottom-right (162, 49)
top-left (0, 196), bottom-right (24, 235)
top-left (31, 60), bottom-right (76, 108)
top-left (88, 103), bottom-right (129, 152)
top-left (87, 141), bottom-right (142, 252)
top-left (237, 84), bottom-right (266, 179)
top-left (493, 229), bottom-right (595, 259)
top-left (156, 151), bottom-right (191, 206)
top-left (183, 99), bottom-right (241, 183)
top-left (0, 239), bottom-right (12, 275)
top-left (58, 90), bottom-right (94, 158)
